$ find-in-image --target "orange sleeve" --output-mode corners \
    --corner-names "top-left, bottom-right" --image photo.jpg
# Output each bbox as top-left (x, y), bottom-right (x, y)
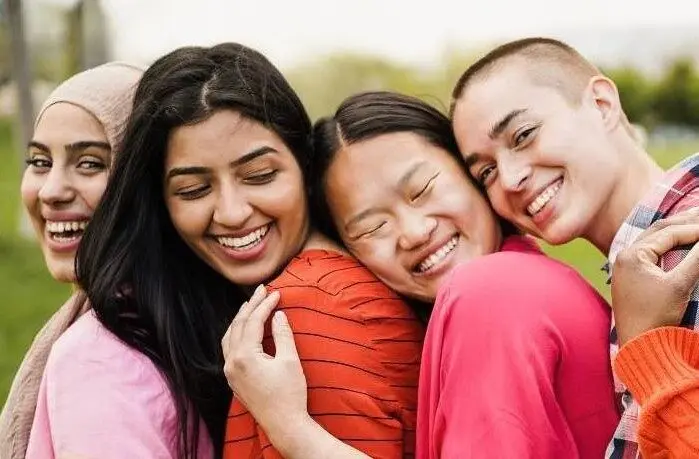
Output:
top-left (613, 326), bottom-right (699, 457)
top-left (224, 253), bottom-right (424, 459)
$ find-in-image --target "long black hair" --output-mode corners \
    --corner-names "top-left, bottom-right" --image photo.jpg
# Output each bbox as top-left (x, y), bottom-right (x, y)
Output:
top-left (75, 43), bottom-right (313, 458)
top-left (310, 90), bottom-right (518, 245)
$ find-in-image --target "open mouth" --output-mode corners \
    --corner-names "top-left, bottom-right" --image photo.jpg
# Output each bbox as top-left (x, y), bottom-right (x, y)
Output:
top-left (414, 235), bottom-right (459, 274)
top-left (46, 220), bottom-right (88, 243)
top-left (526, 179), bottom-right (563, 217)
top-left (216, 223), bottom-right (271, 251)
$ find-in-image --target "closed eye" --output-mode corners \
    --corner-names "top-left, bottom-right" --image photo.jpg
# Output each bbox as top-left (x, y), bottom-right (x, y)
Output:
top-left (358, 221), bottom-right (387, 238)
top-left (411, 174), bottom-right (438, 201)
top-left (243, 170), bottom-right (278, 185)
top-left (175, 185), bottom-right (210, 200)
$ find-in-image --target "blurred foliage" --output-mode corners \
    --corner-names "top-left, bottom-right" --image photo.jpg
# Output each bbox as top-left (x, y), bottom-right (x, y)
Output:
top-left (2, 25), bottom-right (699, 406)
top-left (604, 57), bottom-right (699, 128)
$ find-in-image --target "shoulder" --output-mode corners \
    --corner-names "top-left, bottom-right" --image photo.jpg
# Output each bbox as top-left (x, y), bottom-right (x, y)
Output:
top-left (270, 250), bottom-right (415, 316)
top-left (46, 311), bottom-right (171, 403)
top-left (436, 248), bottom-right (603, 318)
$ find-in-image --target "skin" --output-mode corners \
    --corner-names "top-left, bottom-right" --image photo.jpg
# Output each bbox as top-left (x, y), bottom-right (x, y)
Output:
top-left (20, 102), bottom-right (112, 283)
top-left (164, 110), bottom-right (312, 287)
top-left (324, 132), bottom-right (502, 302)
top-left (452, 60), bottom-right (663, 253)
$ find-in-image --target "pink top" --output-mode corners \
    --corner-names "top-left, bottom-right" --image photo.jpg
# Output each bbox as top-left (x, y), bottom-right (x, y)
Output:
top-left (417, 236), bottom-right (618, 458)
top-left (25, 311), bottom-right (213, 459)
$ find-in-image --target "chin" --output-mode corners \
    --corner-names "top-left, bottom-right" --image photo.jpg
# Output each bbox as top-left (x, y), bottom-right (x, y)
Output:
top-left (47, 265), bottom-right (77, 284)
top-left (540, 222), bottom-right (580, 246)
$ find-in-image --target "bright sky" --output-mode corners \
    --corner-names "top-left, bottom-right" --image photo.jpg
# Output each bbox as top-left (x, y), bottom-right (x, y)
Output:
top-left (50, 0), bottom-right (699, 68)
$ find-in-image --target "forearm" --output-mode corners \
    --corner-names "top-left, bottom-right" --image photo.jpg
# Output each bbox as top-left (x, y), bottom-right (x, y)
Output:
top-left (614, 326), bottom-right (699, 457)
top-left (268, 414), bottom-right (371, 459)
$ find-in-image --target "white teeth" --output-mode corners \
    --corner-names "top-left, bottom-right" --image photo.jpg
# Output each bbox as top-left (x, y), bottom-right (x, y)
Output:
top-left (417, 236), bottom-right (458, 273)
top-left (217, 224), bottom-right (270, 250)
top-left (46, 220), bottom-right (88, 235)
top-left (527, 180), bottom-right (563, 216)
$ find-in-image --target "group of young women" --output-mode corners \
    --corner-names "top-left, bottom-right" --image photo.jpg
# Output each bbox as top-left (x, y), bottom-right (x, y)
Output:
top-left (0, 41), bottom-right (689, 458)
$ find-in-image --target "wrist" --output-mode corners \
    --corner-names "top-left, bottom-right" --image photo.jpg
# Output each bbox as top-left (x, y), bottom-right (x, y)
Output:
top-left (264, 411), bottom-right (315, 458)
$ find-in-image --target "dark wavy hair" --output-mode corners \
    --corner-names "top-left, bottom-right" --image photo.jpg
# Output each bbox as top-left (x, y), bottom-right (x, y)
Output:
top-left (310, 90), bottom-right (518, 246)
top-left (76, 43), bottom-right (313, 458)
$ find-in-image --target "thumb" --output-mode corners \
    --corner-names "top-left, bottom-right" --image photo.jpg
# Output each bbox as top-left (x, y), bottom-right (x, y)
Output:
top-left (272, 311), bottom-right (300, 359)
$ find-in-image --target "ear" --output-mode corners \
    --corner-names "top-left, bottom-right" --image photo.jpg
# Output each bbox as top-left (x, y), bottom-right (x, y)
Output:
top-left (584, 75), bottom-right (623, 131)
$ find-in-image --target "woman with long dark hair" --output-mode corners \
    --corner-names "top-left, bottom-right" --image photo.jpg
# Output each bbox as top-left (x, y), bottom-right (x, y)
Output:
top-left (46, 44), bottom-right (423, 459)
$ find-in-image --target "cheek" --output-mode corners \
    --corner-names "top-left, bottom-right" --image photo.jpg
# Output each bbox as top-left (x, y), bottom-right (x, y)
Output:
top-left (167, 199), bottom-right (210, 243)
top-left (350, 241), bottom-right (401, 284)
top-left (256, 175), bottom-right (309, 229)
top-left (483, 186), bottom-right (512, 218)
top-left (79, 174), bottom-right (110, 210)
top-left (20, 172), bottom-right (41, 212)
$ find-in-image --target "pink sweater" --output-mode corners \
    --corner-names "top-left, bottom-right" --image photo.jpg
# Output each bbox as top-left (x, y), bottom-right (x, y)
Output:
top-left (417, 236), bottom-right (619, 458)
top-left (25, 311), bottom-right (213, 459)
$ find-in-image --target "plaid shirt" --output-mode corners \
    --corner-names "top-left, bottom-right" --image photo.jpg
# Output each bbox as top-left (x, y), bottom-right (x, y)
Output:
top-left (605, 152), bottom-right (699, 459)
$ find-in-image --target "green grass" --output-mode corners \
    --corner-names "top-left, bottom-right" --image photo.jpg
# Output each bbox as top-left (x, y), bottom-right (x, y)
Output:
top-left (0, 114), bottom-right (697, 405)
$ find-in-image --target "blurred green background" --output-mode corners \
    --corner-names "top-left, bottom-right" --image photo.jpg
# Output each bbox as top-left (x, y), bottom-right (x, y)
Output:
top-left (3, 6), bottom-right (699, 404)
top-left (1, 108), bottom-right (696, 402)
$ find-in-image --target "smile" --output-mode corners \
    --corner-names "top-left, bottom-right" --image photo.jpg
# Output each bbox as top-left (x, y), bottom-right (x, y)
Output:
top-left (527, 179), bottom-right (562, 216)
top-left (216, 224), bottom-right (270, 251)
top-left (415, 235), bottom-right (459, 274)
top-left (46, 220), bottom-right (89, 243)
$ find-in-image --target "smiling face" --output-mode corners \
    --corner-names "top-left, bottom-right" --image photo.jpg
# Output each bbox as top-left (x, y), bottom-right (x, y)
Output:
top-left (164, 110), bottom-right (309, 287)
top-left (452, 62), bottom-right (625, 245)
top-left (20, 102), bottom-right (112, 283)
top-left (324, 131), bottom-right (501, 302)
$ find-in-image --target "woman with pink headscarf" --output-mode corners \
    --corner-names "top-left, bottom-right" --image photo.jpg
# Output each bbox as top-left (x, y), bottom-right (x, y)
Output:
top-left (0, 62), bottom-right (142, 459)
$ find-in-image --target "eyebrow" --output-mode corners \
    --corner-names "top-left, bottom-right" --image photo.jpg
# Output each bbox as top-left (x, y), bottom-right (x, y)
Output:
top-left (166, 145), bottom-right (279, 180)
top-left (463, 153), bottom-right (482, 168)
top-left (231, 146), bottom-right (278, 167)
top-left (488, 109), bottom-right (527, 140)
top-left (28, 141), bottom-right (49, 153)
top-left (397, 161), bottom-right (428, 190)
top-left (28, 140), bottom-right (111, 154)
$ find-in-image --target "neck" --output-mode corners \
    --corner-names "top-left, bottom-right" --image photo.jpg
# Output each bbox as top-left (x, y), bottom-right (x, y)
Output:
top-left (584, 143), bottom-right (663, 255)
top-left (302, 230), bottom-right (349, 256)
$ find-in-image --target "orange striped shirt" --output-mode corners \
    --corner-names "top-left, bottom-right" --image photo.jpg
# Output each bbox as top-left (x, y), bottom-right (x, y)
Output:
top-left (223, 250), bottom-right (425, 458)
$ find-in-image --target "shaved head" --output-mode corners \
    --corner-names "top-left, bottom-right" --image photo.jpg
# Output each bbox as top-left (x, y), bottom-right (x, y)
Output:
top-left (450, 38), bottom-right (601, 115)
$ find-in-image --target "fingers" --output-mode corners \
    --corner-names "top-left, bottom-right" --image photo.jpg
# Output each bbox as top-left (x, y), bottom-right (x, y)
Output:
top-left (639, 223), bottom-right (699, 266)
top-left (640, 207), bottom-right (699, 239)
top-left (241, 290), bottom-right (281, 345)
top-left (222, 285), bottom-right (267, 355)
top-left (271, 310), bottom-right (300, 360)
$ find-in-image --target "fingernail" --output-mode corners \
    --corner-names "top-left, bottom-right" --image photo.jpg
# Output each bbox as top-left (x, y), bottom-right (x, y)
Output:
top-left (273, 310), bottom-right (286, 323)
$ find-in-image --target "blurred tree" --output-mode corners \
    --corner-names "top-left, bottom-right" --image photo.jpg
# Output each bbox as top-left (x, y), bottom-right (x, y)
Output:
top-left (286, 49), bottom-right (481, 120)
top-left (605, 67), bottom-right (654, 126)
top-left (653, 57), bottom-right (699, 127)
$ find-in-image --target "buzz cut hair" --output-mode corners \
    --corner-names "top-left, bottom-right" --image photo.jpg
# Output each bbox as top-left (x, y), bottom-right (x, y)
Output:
top-left (450, 37), bottom-right (601, 116)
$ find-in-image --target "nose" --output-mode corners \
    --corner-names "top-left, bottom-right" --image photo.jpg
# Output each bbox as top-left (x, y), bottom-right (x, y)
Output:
top-left (213, 187), bottom-right (254, 229)
top-left (498, 154), bottom-right (531, 193)
top-left (397, 211), bottom-right (437, 251)
top-left (37, 167), bottom-right (75, 205)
